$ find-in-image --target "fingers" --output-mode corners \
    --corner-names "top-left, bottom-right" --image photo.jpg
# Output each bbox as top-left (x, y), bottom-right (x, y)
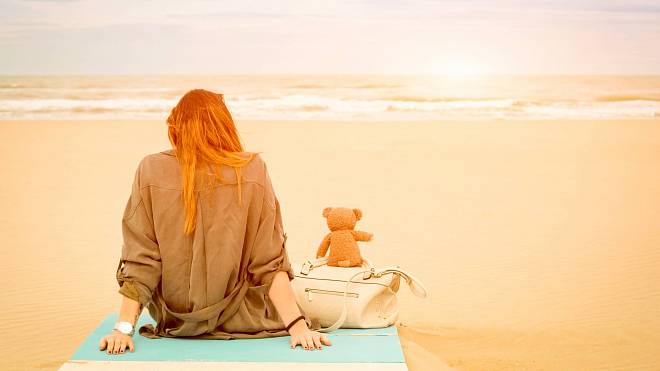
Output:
top-left (312, 334), bottom-right (323, 350)
top-left (291, 335), bottom-right (313, 350)
top-left (302, 333), bottom-right (319, 351)
top-left (106, 338), bottom-right (115, 354)
top-left (112, 337), bottom-right (122, 355)
top-left (128, 338), bottom-right (135, 352)
top-left (119, 338), bottom-right (128, 354)
top-left (320, 333), bottom-right (332, 346)
top-left (290, 332), bottom-right (332, 351)
top-left (300, 336), bottom-right (310, 350)
top-left (100, 334), bottom-right (135, 355)
top-left (306, 333), bottom-right (316, 350)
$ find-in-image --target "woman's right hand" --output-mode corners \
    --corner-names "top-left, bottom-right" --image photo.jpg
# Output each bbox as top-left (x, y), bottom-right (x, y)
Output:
top-left (99, 330), bottom-right (135, 355)
top-left (288, 320), bottom-right (332, 350)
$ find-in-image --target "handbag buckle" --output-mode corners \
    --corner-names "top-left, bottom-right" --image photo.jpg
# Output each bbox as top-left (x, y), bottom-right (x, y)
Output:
top-left (301, 260), bottom-right (313, 275)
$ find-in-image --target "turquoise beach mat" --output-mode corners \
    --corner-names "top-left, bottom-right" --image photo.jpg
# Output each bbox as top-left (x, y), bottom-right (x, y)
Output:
top-left (59, 312), bottom-right (408, 370)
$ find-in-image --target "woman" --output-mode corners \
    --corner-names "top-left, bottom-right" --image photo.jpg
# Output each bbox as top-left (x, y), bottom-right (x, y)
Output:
top-left (98, 89), bottom-right (331, 354)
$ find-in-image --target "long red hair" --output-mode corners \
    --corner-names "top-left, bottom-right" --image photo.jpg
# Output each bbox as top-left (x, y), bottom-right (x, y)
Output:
top-left (166, 89), bottom-right (256, 235)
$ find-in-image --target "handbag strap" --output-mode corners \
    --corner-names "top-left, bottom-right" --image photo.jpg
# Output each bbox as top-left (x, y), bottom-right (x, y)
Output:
top-left (314, 264), bottom-right (428, 333)
top-left (369, 266), bottom-right (428, 298)
top-left (301, 256), bottom-right (374, 275)
top-left (316, 269), bottom-right (373, 333)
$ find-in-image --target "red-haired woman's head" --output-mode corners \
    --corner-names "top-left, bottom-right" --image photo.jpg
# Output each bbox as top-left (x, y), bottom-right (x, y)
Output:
top-left (166, 89), bottom-right (256, 235)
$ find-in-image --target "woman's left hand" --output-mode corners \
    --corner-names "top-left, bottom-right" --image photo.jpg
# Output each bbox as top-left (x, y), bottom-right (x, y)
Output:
top-left (99, 330), bottom-right (135, 354)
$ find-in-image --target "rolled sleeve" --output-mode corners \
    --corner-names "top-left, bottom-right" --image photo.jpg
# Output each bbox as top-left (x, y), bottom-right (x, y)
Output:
top-left (115, 161), bottom-right (162, 306)
top-left (117, 280), bottom-right (140, 302)
top-left (247, 164), bottom-right (295, 287)
top-left (257, 228), bottom-right (295, 287)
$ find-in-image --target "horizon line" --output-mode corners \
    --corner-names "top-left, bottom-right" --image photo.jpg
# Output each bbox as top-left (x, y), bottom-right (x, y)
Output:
top-left (2, 73), bottom-right (660, 78)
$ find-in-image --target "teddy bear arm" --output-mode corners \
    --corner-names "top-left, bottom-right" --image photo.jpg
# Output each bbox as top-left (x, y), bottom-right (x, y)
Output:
top-left (351, 230), bottom-right (373, 241)
top-left (316, 233), bottom-right (331, 258)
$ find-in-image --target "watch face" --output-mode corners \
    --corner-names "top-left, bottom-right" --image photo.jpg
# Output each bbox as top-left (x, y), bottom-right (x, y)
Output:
top-left (118, 322), bottom-right (133, 334)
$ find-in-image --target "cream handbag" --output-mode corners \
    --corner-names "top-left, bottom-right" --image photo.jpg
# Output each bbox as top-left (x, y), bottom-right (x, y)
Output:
top-left (290, 256), bottom-right (428, 333)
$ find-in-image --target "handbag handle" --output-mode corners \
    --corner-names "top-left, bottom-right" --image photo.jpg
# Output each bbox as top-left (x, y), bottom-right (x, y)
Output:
top-left (370, 266), bottom-right (428, 298)
top-left (300, 256), bottom-right (374, 275)
top-left (302, 259), bottom-right (428, 333)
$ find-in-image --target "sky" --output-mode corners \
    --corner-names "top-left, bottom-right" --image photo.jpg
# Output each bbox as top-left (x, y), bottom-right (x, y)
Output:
top-left (1, 0), bottom-right (659, 75)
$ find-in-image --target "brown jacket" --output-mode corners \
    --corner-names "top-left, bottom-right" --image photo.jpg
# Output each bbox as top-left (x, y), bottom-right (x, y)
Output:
top-left (115, 149), bottom-right (311, 339)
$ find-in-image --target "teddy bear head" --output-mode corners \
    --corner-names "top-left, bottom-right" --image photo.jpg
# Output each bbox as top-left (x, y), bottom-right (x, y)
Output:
top-left (322, 207), bottom-right (363, 231)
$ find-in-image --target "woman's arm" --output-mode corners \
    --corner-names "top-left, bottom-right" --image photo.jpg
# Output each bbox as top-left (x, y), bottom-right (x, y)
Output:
top-left (101, 157), bottom-right (162, 355)
top-left (99, 295), bottom-right (141, 354)
top-left (248, 157), bottom-right (331, 350)
top-left (118, 294), bottom-right (142, 327)
top-left (268, 270), bottom-right (332, 350)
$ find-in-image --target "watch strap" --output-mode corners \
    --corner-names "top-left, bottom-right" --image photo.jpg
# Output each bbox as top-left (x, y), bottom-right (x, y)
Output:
top-left (113, 321), bottom-right (135, 336)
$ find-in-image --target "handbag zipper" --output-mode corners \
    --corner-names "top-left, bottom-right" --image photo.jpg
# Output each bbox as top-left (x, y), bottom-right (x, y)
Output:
top-left (304, 288), bottom-right (359, 302)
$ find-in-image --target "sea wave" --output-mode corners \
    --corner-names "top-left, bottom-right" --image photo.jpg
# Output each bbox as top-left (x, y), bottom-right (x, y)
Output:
top-left (1, 96), bottom-right (658, 121)
top-left (1, 75), bottom-right (659, 120)
top-left (287, 83), bottom-right (403, 89)
top-left (596, 95), bottom-right (660, 103)
top-left (379, 95), bottom-right (504, 103)
top-left (0, 83), bottom-right (28, 89)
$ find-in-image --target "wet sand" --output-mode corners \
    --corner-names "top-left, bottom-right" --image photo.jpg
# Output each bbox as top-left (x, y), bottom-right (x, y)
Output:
top-left (1, 119), bottom-right (659, 370)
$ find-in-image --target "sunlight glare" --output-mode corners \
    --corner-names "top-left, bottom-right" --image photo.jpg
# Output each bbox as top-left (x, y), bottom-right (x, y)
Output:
top-left (431, 60), bottom-right (483, 77)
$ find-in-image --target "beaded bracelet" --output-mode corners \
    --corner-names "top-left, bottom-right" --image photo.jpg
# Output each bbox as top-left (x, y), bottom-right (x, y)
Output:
top-left (285, 315), bottom-right (306, 332)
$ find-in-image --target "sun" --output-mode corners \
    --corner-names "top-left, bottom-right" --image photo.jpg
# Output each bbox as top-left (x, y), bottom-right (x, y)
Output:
top-left (431, 60), bottom-right (484, 77)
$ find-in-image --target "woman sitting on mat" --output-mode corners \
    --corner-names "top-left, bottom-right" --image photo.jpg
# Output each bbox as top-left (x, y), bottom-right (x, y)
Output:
top-left (99, 89), bottom-right (331, 354)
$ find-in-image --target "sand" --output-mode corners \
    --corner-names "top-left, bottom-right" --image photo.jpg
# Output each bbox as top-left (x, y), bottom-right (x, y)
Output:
top-left (1, 119), bottom-right (659, 370)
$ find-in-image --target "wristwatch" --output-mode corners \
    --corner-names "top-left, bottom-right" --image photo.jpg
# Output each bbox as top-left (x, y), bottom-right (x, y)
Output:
top-left (113, 321), bottom-right (135, 336)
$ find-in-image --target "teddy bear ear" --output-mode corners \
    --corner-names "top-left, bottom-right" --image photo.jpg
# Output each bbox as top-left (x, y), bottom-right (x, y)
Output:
top-left (322, 207), bottom-right (332, 218)
top-left (353, 208), bottom-right (362, 220)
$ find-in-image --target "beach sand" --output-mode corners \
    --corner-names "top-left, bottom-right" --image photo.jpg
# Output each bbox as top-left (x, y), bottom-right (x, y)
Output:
top-left (1, 119), bottom-right (659, 370)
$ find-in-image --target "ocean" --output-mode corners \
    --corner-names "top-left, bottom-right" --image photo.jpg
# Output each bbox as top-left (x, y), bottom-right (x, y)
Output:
top-left (1, 75), bottom-right (659, 121)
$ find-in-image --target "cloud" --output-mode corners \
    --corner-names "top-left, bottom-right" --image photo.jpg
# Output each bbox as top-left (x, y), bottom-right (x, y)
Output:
top-left (0, 0), bottom-right (659, 74)
top-left (21, 0), bottom-right (81, 2)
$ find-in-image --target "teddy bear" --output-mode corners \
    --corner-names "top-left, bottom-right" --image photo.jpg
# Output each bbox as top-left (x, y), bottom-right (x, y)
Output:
top-left (316, 207), bottom-right (373, 267)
